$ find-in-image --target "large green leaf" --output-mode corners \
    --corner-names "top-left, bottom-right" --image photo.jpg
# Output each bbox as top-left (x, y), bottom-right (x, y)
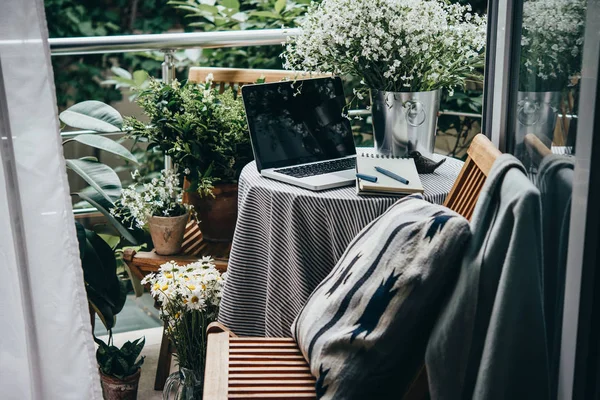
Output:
top-left (78, 187), bottom-right (138, 245)
top-left (67, 134), bottom-right (138, 164)
top-left (221, 0), bottom-right (240, 10)
top-left (81, 228), bottom-right (128, 330)
top-left (66, 159), bottom-right (121, 203)
top-left (274, 0), bottom-right (286, 14)
top-left (59, 100), bottom-right (123, 133)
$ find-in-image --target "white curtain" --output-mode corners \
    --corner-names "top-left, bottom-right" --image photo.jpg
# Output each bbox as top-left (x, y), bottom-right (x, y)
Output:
top-left (0, 1), bottom-right (102, 399)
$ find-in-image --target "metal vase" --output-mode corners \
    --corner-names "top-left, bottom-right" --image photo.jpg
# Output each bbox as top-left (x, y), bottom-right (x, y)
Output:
top-left (371, 89), bottom-right (441, 157)
top-left (515, 91), bottom-right (561, 161)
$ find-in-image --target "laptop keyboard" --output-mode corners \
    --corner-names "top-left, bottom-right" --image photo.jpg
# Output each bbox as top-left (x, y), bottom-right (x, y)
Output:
top-left (275, 157), bottom-right (356, 178)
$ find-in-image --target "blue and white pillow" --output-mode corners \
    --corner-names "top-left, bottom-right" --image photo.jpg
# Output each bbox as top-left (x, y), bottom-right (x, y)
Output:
top-left (291, 196), bottom-right (471, 399)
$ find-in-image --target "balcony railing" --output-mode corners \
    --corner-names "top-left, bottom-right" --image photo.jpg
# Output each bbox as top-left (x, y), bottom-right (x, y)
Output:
top-left (50, 28), bottom-right (484, 215)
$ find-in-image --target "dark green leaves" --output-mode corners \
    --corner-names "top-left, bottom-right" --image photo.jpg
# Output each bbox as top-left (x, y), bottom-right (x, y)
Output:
top-left (76, 222), bottom-right (128, 331)
top-left (77, 187), bottom-right (138, 245)
top-left (94, 335), bottom-right (145, 380)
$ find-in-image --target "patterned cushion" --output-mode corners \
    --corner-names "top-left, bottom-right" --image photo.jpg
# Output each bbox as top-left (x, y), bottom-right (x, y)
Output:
top-left (291, 196), bottom-right (471, 399)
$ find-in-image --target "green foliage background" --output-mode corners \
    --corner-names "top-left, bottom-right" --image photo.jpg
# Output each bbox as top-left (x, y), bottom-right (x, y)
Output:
top-left (46, 0), bottom-right (488, 159)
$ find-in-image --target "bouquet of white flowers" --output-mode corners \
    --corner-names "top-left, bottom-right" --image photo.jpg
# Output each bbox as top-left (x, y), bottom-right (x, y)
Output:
top-left (283, 0), bottom-right (486, 95)
top-left (142, 259), bottom-right (226, 393)
top-left (111, 169), bottom-right (192, 230)
top-left (519, 0), bottom-right (586, 91)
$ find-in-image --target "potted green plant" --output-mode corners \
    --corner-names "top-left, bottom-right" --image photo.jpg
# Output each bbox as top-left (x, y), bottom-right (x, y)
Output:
top-left (283, 0), bottom-right (487, 157)
top-left (125, 77), bottom-right (253, 242)
top-left (59, 100), bottom-right (142, 330)
top-left (94, 335), bottom-right (145, 400)
top-left (111, 169), bottom-right (193, 255)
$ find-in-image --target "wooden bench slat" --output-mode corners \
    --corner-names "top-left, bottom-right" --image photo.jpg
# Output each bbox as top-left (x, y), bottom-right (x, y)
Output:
top-left (230, 360), bottom-right (308, 366)
top-left (230, 338), bottom-right (295, 342)
top-left (229, 366), bottom-right (311, 373)
top-left (228, 393), bottom-right (316, 399)
top-left (230, 349), bottom-right (302, 355)
top-left (228, 373), bottom-right (314, 380)
top-left (230, 355), bottom-right (306, 361)
top-left (229, 386), bottom-right (316, 393)
top-left (229, 380), bottom-right (315, 386)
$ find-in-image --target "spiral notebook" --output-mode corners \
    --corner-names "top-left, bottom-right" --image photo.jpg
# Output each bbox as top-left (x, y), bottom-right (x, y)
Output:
top-left (356, 150), bottom-right (424, 196)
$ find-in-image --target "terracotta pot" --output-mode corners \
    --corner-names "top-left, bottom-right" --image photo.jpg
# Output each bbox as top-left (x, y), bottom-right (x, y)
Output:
top-left (99, 368), bottom-right (141, 400)
top-left (185, 183), bottom-right (238, 242)
top-left (148, 213), bottom-right (189, 255)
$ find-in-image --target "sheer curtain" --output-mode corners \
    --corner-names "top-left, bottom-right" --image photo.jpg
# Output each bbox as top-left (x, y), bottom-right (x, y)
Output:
top-left (0, 1), bottom-right (101, 398)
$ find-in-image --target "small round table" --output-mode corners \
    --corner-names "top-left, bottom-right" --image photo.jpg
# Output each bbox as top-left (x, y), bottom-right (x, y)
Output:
top-left (219, 153), bottom-right (464, 337)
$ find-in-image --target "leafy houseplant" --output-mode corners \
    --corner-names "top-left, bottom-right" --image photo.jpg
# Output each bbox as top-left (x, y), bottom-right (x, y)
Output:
top-left (283, 0), bottom-right (486, 156)
top-left (112, 169), bottom-right (193, 256)
top-left (125, 77), bottom-right (253, 241)
top-left (142, 260), bottom-right (226, 399)
top-left (59, 100), bottom-right (141, 331)
top-left (94, 335), bottom-right (145, 399)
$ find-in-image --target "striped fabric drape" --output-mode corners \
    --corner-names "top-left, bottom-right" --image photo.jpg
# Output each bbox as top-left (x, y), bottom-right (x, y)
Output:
top-left (219, 154), bottom-right (464, 337)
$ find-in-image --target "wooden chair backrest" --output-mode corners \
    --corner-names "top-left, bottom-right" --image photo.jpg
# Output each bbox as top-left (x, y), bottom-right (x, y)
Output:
top-left (188, 67), bottom-right (326, 93)
top-left (524, 133), bottom-right (552, 167)
top-left (443, 133), bottom-right (501, 220)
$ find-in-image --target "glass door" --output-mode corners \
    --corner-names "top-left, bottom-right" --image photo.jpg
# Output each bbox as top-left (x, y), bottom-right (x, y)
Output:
top-left (485, 1), bottom-right (600, 398)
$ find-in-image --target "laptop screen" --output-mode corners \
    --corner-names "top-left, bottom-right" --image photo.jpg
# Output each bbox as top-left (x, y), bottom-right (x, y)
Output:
top-left (242, 77), bottom-right (356, 171)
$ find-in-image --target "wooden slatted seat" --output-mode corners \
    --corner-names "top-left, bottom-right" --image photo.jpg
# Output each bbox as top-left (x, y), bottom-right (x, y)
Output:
top-left (203, 134), bottom-right (500, 399)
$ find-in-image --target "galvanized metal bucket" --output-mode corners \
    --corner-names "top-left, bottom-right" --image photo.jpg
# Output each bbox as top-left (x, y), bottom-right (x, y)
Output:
top-left (371, 89), bottom-right (441, 157)
top-left (514, 91), bottom-right (560, 161)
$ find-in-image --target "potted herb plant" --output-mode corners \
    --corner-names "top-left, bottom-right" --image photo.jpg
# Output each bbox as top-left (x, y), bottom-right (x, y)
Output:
top-left (142, 259), bottom-right (226, 399)
top-left (111, 169), bottom-right (193, 256)
top-left (283, 0), bottom-right (487, 157)
top-left (94, 335), bottom-right (145, 400)
top-left (125, 77), bottom-right (253, 242)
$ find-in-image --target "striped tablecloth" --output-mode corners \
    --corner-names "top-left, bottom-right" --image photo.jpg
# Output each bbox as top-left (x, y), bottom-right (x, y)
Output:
top-left (218, 153), bottom-right (464, 337)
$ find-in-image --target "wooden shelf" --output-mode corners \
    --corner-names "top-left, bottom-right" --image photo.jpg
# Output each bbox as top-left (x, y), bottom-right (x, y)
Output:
top-left (123, 220), bottom-right (230, 280)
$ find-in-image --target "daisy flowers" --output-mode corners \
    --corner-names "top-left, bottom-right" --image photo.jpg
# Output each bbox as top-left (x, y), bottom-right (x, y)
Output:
top-left (141, 258), bottom-right (226, 375)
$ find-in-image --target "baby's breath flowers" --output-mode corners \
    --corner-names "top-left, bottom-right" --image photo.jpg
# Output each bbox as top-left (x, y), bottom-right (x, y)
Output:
top-left (283, 0), bottom-right (486, 96)
top-left (519, 0), bottom-right (586, 91)
top-left (142, 258), bottom-right (226, 377)
top-left (111, 169), bottom-right (192, 230)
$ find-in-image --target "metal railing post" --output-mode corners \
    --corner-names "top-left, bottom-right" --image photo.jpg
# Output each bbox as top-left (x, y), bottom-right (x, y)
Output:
top-left (162, 50), bottom-right (175, 171)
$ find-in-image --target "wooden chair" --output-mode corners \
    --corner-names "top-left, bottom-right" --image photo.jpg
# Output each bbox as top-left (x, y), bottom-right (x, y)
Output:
top-left (443, 133), bottom-right (502, 220)
top-left (524, 133), bottom-right (552, 168)
top-left (188, 67), bottom-right (326, 93)
top-left (202, 134), bottom-right (500, 399)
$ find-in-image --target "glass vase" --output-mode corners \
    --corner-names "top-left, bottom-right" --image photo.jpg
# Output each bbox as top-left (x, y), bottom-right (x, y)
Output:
top-left (163, 367), bottom-right (203, 400)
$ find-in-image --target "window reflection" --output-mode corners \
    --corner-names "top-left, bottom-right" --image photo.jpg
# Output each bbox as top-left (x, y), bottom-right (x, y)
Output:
top-left (512, 1), bottom-right (587, 398)
top-left (515, 0), bottom-right (586, 163)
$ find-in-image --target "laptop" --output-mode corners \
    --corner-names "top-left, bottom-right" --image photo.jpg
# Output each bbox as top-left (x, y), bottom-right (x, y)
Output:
top-left (241, 77), bottom-right (356, 191)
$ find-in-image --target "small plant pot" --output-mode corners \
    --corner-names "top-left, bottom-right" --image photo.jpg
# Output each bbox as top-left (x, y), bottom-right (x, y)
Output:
top-left (99, 368), bottom-right (141, 400)
top-left (148, 213), bottom-right (189, 255)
